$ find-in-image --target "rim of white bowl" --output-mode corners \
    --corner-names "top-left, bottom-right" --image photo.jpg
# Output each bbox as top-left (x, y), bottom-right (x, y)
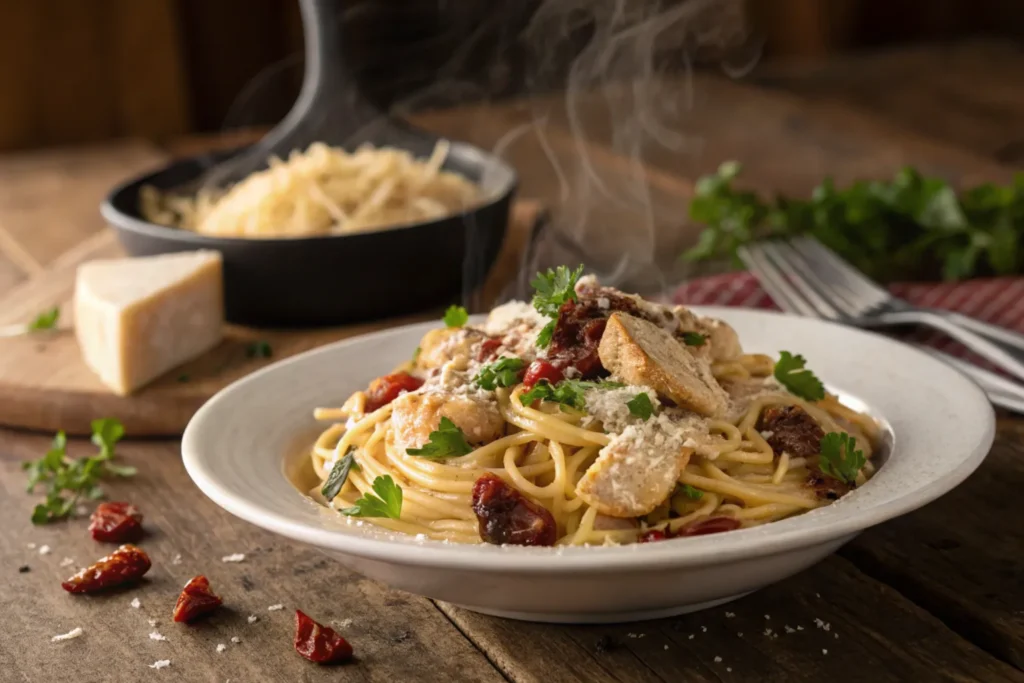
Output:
top-left (182, 307), bottom-right (995, 573)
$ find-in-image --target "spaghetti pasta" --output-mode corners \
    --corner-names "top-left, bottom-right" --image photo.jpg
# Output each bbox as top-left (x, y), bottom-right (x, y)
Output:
top-left (306, 274), bottom-right (880, 547)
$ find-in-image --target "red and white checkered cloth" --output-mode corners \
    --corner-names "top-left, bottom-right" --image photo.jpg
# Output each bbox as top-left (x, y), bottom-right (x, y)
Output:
top-left (671, 272), bottom-right (1024, 370)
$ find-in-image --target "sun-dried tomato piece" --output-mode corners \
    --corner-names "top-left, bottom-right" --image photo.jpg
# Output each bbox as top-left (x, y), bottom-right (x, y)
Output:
top-left (639, 529), bottom-right (670, 543)
top-left (476, 337), bottom-right (503, 362)
top-left (522, 360), bottom-right (564, 389)
top-left (471, 473), bottom-right (557, 546)
top-left (172, 575), bottom-right (223, 623)
top-left (364, 372), bottom-right (424, 412)
top-left (757, 405), bottom-right (824, 459)
top-left (677, 517), bottom-right (742, 537)
top-left (61, 544), bottom-right (151, 594)
top-left (294, 610), bottom-right (353, 664)
top-left (89, 501), bottom-right (144, 543)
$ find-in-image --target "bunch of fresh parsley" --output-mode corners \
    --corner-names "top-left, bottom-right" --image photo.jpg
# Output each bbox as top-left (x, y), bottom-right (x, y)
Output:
top-left (340, 474), bottom-right (403, 519)
top-left (23, 418), bottom-right (136, 524)
top-left (683, 161), bottom-right (1024, 282)
top-left (773, 352), bottom-right (825, 402)
top-left (475, 357), bottom-right (525, 391)
top-left (406, 417), bottom-right (473, 459)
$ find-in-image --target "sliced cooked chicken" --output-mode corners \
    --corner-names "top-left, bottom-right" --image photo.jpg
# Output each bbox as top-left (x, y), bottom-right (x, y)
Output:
top-left (387, 390), bottom-right (504, 458)
top-left (575, 425), bottom-right (693, 517)
top-left (598, 312), bottom-right (729, 417)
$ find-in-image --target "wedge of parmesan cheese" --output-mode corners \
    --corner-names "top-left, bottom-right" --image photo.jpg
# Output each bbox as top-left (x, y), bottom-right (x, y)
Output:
top-left (74, 251), bottom-right (224, 395)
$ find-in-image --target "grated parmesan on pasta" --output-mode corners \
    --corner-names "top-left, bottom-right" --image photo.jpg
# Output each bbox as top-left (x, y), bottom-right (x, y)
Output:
top-left (140, 141), bottom-right (480, 238)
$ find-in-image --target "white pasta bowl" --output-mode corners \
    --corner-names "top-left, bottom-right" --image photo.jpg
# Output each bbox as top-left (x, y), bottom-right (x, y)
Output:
top-left (182, 307), bottom-right (995, 623)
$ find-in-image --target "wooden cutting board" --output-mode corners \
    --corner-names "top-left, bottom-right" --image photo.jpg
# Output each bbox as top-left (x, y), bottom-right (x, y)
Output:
top-left (0, 202), bottom-right (540, 437)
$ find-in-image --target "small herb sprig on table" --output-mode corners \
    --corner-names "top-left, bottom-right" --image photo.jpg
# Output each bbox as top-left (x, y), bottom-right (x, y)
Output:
top-left (23, 418), bottom-right (136, 524)
top-left (683, 161), bottom-right (1024, 282)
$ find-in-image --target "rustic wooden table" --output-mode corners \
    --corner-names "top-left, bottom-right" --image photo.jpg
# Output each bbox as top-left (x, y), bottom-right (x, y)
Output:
top-left (1, 41), bottom-right (1022, 683)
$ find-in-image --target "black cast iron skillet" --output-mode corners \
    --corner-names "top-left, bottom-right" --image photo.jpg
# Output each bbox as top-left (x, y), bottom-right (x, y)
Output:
top-left (100, 0), bottom-right (517, 327)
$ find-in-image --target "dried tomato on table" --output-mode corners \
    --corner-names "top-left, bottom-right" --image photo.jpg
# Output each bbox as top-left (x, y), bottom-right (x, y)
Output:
top-left (172, 575), bottom-right (223, 623)
top-left (89, 501), bottom-right (143, 543)
top-left (61, 543), bottom-right (151, 594)
top-left (472, 473), bottom-right (557, 546)
top-left (294, 610), bottom-right (354, 664)
top-left (364, 372), bottom-right (424, 412)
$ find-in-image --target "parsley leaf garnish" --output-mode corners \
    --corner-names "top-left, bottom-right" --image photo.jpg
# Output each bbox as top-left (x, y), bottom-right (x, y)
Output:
top-left (679, 484), bottom-right (704, 500)
top-left (321, 446), bottom-right (360, 502)
top-left (682, 332), bottom-right (707, 347)
top-left (27, 307), bottom-right (60, 332)
top-left (443, 305), bottom-right (469, 328)
top-left (627, 392), bottom-right (654, 420)
top-left (818, 432), bottom-right (866, 484)
top-left (340, 474), bottom-right (402, 519)
top-left (246, 340), bottom-right (273, 358)
top-left (773, 351), bottom-right (825, 401)
top-left (475, 357), bottom-right (525, 390)
top-left (519, 378), bottom-right (624, 411)
top-left (406, 417), bottom-right (473, 459)
top-left (412, 346), bottom-right (421, 363)
top-left (530, 265), bottom-right (584, 348)
top-left (23, 418), bottom-right (135, 524)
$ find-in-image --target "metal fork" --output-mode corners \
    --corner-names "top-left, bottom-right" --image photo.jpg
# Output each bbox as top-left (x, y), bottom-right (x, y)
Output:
top-left (739, 240), bottom-right (1024, 412)
top-left (739, 237), bottom-right (1024, 383)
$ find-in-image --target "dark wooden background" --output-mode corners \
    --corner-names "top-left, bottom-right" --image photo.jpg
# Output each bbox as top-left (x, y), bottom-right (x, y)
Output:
top-left (1, 0), bottom-right (1023, 152)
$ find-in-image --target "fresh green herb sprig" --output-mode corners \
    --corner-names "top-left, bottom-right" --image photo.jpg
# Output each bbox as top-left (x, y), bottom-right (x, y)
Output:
top-left (679, 484), bottom-right (704, 500)
top-left (682, 332), bottom-right (707, 347)
top-left (246, 340), bottom-right (273, 358)
top-left (23, 418), bottom-right (136, 524)
top-left (818, 432), bottom-right (866, 485)
top-left (340, 474), bottom-right (402, 519)
top-left (773, 351), bottom-right (825, 402)
top-left (519, 378), bottom-right (624, 411)
top-left (321, 446), bottom-right (359, 502)
top-left (443, 305), bottom-right (469, 328)
top-left (27, 307), bottom-right (60, 332)
top-left (530, 265), bottom-right (584, 348)
top-left (474, 357), bottom-right (525, 391)
top-left (683, 161), bottom-right (1024, 282)
top-left (626, 392), bottom-right (654, 420)
top-left (406, 417), bottom-right (473, 459)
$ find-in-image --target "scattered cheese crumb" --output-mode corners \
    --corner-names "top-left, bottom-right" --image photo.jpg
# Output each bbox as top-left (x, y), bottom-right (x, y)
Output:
top-left (59, 557), bottom-right (75, 568)
top-left (688, 634), bottom-right (694, 640)
top-left (247, 615), bottom-right (258, 624)
top-left (835, 633), bottom-right (839, 639)
top-left (230, 636), bottom-right (241, 644)
top-left (764, 628), bottom-right (773, 637)
top-left (724, 611), bottom-right (735, 618)
top-left (75, 504), bottom-right (88, 517)
top-left (38, 545), bottom-right (51, 555)
top-left (171, 554), bottom-right (182, 565)
top-left (714, 655), bottom-right (722, 663)
top-left (737, 632), bottom-right (743, 637)
top-left (221, 553), bottom-right (245, 563)
top-left (764, 614), bottom-right (770, 620)
top-left (149, 632), bottom-right (167, 642)
top-left (815, 593), bottom-right (821, 598)
top-left (149, 660), bottom-right (171, 669)
top-left (784, 626), bottom-right (796, 634)
top-left (51, 627), bottom-right (84, 642)
top-left (335, 618), bottom-right (353, 629)
top-left (796, 626), bottom-right (804, 631)
top-left (727, 668), bottom-right (733, 673)
top-left (148, 619), bottom-right (159, 627)
top-left (216, 644), bottom-right (227, 653)
top-left (267, 604), bottom-right (284, 611)
top-left (626, 632), bottom-right (645, 639)
top-left (130, 598), bottom-right (142, 609)
top-left (822, 648), bottom-right (828, 655)
top-left (663, 645), bottom-right (669, 650)
top-left (700, 626), bottom-right (707, 633)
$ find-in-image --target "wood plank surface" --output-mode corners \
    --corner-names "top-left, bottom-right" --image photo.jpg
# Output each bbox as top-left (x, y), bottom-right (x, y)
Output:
top-left (0, 140), bottom-right (167, 268)
top-left (440, 554), bottom-right (1023, 683)
top-left (756, 40), bottom-right (1024, 165)
top-left (0, 431), bottom-right (505, 683)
